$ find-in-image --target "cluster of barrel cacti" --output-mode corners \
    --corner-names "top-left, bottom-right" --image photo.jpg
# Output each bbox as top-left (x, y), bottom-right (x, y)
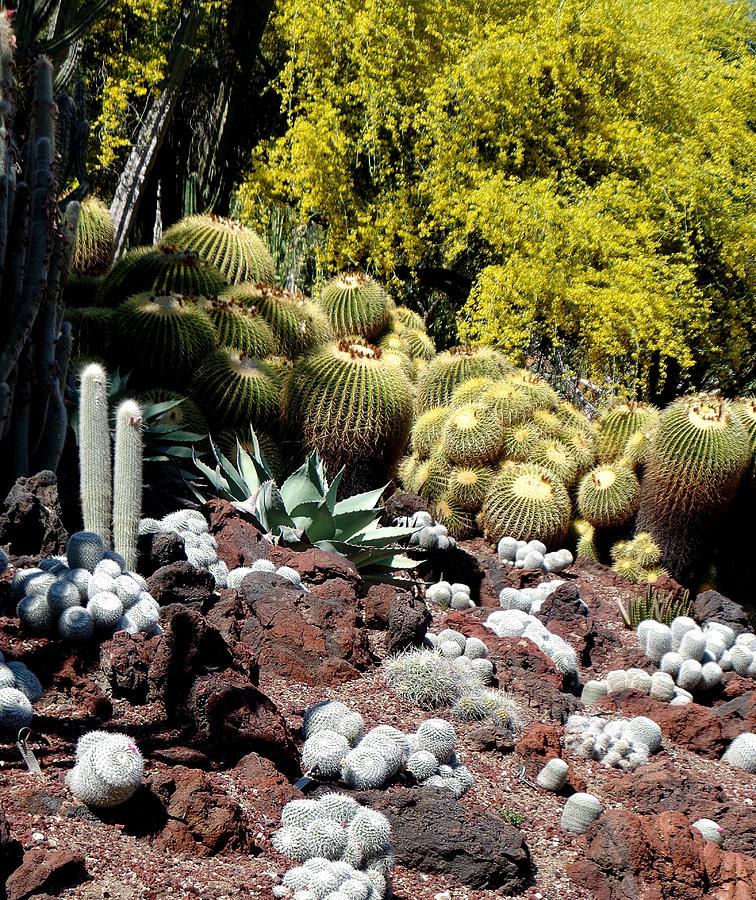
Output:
top-left (271, 794), bottom-right (393, 899)
top-left (637, 617), bottom-right (756, 689)
top-left (301, 701), bottom-right (474, 798)
top-left (564, 714), bottom-right (662, 771)
top-left (66, 731), bottom-right (144, 808)
top-left (67, 235), bottom-right (433, 489)
top-left (14, 532), bottom-right (161, 642)
top-left (399, 362), bottom-right (597, 544)
top-left (0, 651), bottom-right (42, 731)
top-left (484, 610), bottom-right (579, 679)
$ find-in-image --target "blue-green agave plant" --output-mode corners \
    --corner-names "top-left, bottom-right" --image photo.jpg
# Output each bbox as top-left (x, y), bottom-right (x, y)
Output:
top-left (194, 429), bottom-right (419, 582)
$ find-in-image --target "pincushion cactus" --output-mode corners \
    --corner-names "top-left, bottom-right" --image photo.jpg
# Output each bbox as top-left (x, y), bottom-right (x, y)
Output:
top-left (561, 792), bottom-right (602, 833)
top-left (302, 731), bottom-right (352, 779)
top-left (0, 688), bottom-right (34, 729)
top-left (692, 818), bottom-right (724, 845)
top-left (485, 610), bottom-right (579, 679)
top-left (536, 758), bottom-right (569, 792)
top-left (721, 732), bottom-right (756, 773)
top-left (498, 579), bottom-right (567, 615)
top-left (581, 680), bottom-right (609, 706)
top-left (382, 648), bottom-right (481, 709)
top-left (6, 662), bottom-right (43, 702)
top-left (564, 714), bottom-right (656, 771)
top-left (66, 731), bottom-right (144, 807)
top-left (496, 535), bottom-right (573, 574)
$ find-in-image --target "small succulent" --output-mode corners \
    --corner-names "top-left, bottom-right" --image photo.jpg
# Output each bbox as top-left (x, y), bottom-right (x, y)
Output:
top-left (564, 714), bottom-right (657, 772)
top-left (66, 731), bottom-right (144, 808)
top-left (498, 579), bottom-right (567, 615)
top-left (692, 818), bottom-right (724, 845)
top-left (381, 647), bottom-right (483, 709)
top-left (721, 732), bottom-right (756, 773)
top-left (616, 584), bottom-right (693, 628)
top-left (425, 580), bottom-right (474, 610)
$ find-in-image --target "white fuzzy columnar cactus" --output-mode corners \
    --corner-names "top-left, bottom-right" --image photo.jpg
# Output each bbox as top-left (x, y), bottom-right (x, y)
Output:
top-left (633, 616), bottom-right (756, 692)
top-left (536, 758), bottom-right (569, 792)
top-left (561, 792), bottom-right (602, 833)
top-left (79, 364), bottom-right (113, 545)
top-left (272, 794), bottom-right (393, 898)
top-left (484, 610), bottom-right (578, 678)
top-left (66, 731), bottom-right (144, 807)
top-left (113, 400), bottom-right (143, 570)
top-left (564, 714), bottom-right (658, 771)
top-left (721, 732), bottom-right (756, 773)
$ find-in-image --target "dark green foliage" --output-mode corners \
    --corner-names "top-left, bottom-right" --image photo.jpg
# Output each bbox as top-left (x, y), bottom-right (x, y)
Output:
top-left (616, 585), bottom-right (693, 628)
top-left (65, 307), bottom-right (115, 361)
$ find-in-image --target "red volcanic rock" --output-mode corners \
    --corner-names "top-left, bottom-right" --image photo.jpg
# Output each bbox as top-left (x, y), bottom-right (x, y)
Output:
top-left (719, 673), bottom-right (755, 700)
top-left (205, 499), bottom-right (271, 568)
top-left (602, 758), bottom-right (728, 820)
top-left (149, 765), bottom-right (256, 856)
top-left (6, 849), bottom-right (88, 900)
top-left (598, 693), bottom-right (727, 759)
top-left (231, 753), bottom-right (302, 824)
top-left (516, 723), bottom-right (563, 765)
top-left (209, 574), bottom-right (372, 686)
top-left (0, 471), bottom-right (68, 560)
top-left (713, 691), bottom-right (756, 741)
top-left (568, 810), bottom-right (756, 900)
top-left (270, 547), bottom-right (361, 589)
top-left (146, 561), bottom-right (216, 607)
top-left (386, 591), bottom-right (431, 654)
top-left (362, 583), bottom-right (395, 629)
top-left (720, 805), bottom-right (756, 856)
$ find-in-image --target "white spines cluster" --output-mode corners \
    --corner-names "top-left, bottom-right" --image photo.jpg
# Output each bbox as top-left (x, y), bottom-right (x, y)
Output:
top-left (561, 792), bottom-right (602, 834)
top-left (497, 536), bottom-right (574, 574)
top-left (581, 668), bottom-right (687, 706)
top-left (139, 509), bottom-right (230, 586)
top-left (300, 703), bottom-right (474, 798)
top-left (692, 818), bottom-right (724, 845)
top-left (225, 561), bottom-right (309, 592)
top-left (398, 510), bottom-right (458, 552)
top-left (0, 651), bottom-right (37, 730)
top-left (425, 580), bottom-right (474, 610)
top-left (536, 758), bottom-right (569, 792)
top-left (498, 579), bottom-right (571, 615)
top-left (423, 628), bottom-right (494, 682)
top-left (66, 731), bottom-right (144, 807)
top-left (484, 610), bottom-right (578, 677)
top-left (272, 794), bottom-right (393, 898)
top-left (381, 646), bottom-right (486, 709)
top-left (563, 713), bottom-right (661, 771)
top-left (14, 532), bottom-right (160, 642)
top-left (636, 616), bottom-right (752, 692)
top-left (721, 732), bottom-right (756, 773)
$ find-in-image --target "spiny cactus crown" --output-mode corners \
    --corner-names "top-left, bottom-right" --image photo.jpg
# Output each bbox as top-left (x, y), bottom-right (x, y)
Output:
top-left (66, 731), bottom-right (144, 808)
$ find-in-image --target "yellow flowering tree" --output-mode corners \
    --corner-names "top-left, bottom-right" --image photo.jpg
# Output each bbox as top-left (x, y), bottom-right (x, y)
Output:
top-left (241, 0), bottom-right (756, 398)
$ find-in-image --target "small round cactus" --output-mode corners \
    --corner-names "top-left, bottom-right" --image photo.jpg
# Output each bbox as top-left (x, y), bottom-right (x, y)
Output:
top-left (536, 757), bottom-right (569, 792)
top-left (6, 662), bottom-right (43, 702)
top-left (581, 680), bottom-right (609, 706)
top-left (721, 732), bottom-right (756, 773)
top-left (302, 730), bottom-right (351, 779)
top-left (561, 792), bottom-right (602, 833)
top-left (692, 818), bottom-right (723, 845)
top-left (58, 606), bottom-right (95, 641)
top-left (0, 688), bottom-right (34, 729)
top-left (66, 531), bottom-right (105, 572)
top-left (414, 718), bottom-right (456, 763)
top-left (66, 731), bottom-right (144, 807)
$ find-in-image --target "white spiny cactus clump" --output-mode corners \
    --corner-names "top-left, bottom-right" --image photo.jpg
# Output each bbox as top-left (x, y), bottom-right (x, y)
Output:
top-left (498, 579), bottom-right (571, 615)
top-left (303, 701), bottom-right (366, 745)
top-left (484, 610), bottom-right (579, 678)
top-left (66, 731), bottom-right (144, 808)
top-left (451, 689), bottom-right (521, 730)
top-left (139, 509), bottom-right (229, 585)
top-left (564, 713), bottom-right (660, 771)
top-left (692, 818), bottom-right (724, 845)
top-left (582, 668), bottom-right (685, 707)
top-left (721, 732), bottom-right (756, 773)
top-left (397, 510), bottom-right (458, 552)
top-left (272, 794), bottom-right (393, 898)
top-left (634, 615), bottom-right (747, 692)
top-left (536, 757), bottom-right (569, 792)
top-left (14, 532), bottom-right (161, 643)
top-left (425, 580), bottom-right (474, 610)
top-left (561, 792), bottom-right (602, 833)
top-left (381, 647), bottom-right (484, 709)
top-left (497, 536), bottom-right (574, 574)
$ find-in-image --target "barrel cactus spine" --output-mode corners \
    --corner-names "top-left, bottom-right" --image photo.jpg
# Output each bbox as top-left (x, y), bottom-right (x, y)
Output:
top-left (72, 197), bottom-right (115, 276)
top-left (597, 401), bottom-right (660, 462)
top-left (576, 464), bottom-right (641, 529)
top-left (318, 273), bottom-right (391, 341)
top-left (192, 349), bottom-right (281, 430)
top-left (200, 297), bottom-right (276, 356)
top-left (416, 346), bottom-right (509, 412)
top-left (411, 407), bottom-right (450, 459)
top-left (441, 403), bottom-right (505, 466)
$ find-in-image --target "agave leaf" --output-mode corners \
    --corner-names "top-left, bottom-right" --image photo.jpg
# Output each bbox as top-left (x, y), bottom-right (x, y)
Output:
top-left (141, 399), bottom-right (184, 418)
top-left (147, 444), bottom-right (196, 458)
top-left (246, 426), bottom-right (274, 481)
top-left (332, 509), bottom-right (381, 541)
top-left (348, 525), bottom-right (418, 548)
top-left (281, 458), bottom-right (326, 509)
top-left (313, 540), bottom-right (412, 568)
top-left (255, 480), bottom-right (296, 535)
top-left (236, 442), bottom-right (265, 496)
top-left (193, 453), bottom-right (231, 497)
top-left (333, 484), bottom-right (387, 515)
top-left (324, 467), bottom-right (345, 513)
top-left (290, 499), bottom-right (336, 543)
top-left (310, 452), bottom-right (329, 494)
top-left (209, 436), bottom-right (248, 499)
top-left (277, 525), bottom-right (308, 547)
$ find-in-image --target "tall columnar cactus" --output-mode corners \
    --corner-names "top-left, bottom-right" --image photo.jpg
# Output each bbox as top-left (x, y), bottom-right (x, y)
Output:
top-left (79, 364), bottom-right (112, 545)
top-left (318, 273), bottom-right (391, 341)
top-left (636, 395), bottom-right (750, 581)
top-left (159, 214), bottom-right (275, 285)
top-left (0, 30), bottom-right (83, 484)
top-left (113, 401), bottom-right (143, 570)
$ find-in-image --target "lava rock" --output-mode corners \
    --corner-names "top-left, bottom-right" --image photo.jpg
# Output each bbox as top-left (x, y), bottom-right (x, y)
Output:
top-left (205, 499), bottom-right (272, 569)
top-left (5, 849), bottom-right (88, 900)
top-left (137, 531), bottom-right (186, 576)
top-left (0, 472), bottom-right (67, 559)
top-left (0, 809), bottom-right (23, 897)
top-left (694, 590), bottom-right (750, 636)
top-left (386, 591), bottom-right (431, 654)
top-left (146, 561), bottom-right (216, 607)
top-left (350, 786), bottom-right (531, 891)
